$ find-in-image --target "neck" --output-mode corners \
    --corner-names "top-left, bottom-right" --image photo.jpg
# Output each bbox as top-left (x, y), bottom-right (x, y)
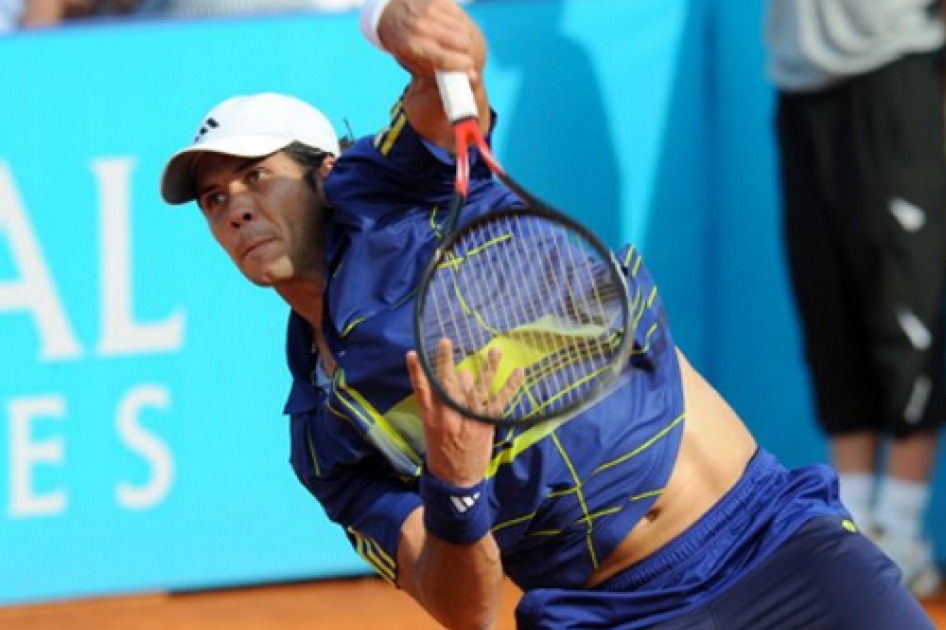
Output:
top-left (274, 273), bottom-right (325, 329)
top-left (274, 274), bottom-right (337, 376)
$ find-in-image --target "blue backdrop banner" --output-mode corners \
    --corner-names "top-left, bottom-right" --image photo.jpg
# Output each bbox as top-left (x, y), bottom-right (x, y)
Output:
top-left (0, 0), bottom-right (701, 604)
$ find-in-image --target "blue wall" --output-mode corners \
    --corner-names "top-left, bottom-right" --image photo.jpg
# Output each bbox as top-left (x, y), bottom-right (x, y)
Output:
top-left (707, 0), bottom-right (823, 466)
top-left (5, 0), bottom-right (941, 608)
top-left (0, 0), bottom-right (708, 604)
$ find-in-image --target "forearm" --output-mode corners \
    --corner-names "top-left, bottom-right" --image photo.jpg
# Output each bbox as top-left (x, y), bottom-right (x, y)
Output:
top-left (413, 522), bottom-right (504, 630)
top-left (397, 507), bottom-right (503, 630)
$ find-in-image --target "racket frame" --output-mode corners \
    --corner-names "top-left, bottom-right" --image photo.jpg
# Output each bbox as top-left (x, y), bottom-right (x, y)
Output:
top-left (414, 201), bottom-right (634, 427)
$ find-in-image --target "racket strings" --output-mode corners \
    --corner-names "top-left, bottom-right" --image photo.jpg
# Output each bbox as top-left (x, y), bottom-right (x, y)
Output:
top-left (422, 211), bottom-right (627, 423)
top-left (548, 222), bottom-right (615, 394)
top-left (522, 216), bottom-right (592, 409)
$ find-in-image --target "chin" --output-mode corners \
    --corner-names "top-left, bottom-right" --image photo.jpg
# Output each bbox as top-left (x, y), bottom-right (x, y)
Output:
top-left (247, 258), bottom-right (295, 287)
top-left (247, 275), bottom-right (275, 288)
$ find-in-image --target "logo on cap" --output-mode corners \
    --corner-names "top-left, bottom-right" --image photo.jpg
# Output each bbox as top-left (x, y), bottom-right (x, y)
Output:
top-left (193, 117), bottom-right (220, 143)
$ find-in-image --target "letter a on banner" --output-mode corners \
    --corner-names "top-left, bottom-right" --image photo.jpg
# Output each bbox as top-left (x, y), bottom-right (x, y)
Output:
top-left (0, 163), bottom-right (82, 361)
top-left (93, 158), bottom-right (185, 357)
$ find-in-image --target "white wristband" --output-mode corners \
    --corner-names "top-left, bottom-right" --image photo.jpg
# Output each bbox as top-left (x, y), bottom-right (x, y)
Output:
top-left (360, 0), bottom-right (392, 51)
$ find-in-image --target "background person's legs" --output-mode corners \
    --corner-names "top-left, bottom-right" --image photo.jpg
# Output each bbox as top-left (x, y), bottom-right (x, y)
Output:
top-left (777, 53), bottom-right (946, 599)
top-left (873, 431), bottom-right (942, 597)
top-left (863, 53), bottom-right (946, 599)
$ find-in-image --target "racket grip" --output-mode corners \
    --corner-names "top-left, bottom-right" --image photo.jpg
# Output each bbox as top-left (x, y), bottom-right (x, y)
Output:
top-left (435, 70), bottom-right (479, 123)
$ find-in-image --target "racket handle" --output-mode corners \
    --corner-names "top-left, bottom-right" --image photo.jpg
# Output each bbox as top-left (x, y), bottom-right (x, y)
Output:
top-left (435, 70), bottom-right (479, 123)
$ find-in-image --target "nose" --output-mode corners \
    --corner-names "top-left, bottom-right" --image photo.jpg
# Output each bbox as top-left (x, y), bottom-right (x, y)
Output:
top-left (226, 190), bottom-right (256, 229)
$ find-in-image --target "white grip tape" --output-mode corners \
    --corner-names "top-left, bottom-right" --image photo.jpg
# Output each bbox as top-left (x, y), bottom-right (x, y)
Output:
top-left (435, 70), bottom-right (479, 122)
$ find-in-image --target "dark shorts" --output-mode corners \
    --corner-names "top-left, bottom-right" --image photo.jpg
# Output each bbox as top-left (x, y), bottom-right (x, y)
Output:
top-left (776, 52), bottom-right (946, 437)
top-left (514, 451), bottom-right (935, 629)
top-left (635, 517), bottom-right (935, 630)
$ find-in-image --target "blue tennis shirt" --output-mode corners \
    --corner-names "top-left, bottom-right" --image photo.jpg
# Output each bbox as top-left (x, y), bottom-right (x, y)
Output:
top-left (284, 102), bottom-right (685, 591)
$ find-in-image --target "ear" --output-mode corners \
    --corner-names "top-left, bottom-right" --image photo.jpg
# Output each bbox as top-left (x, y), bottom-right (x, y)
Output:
top-left (319, 155), bottom-right (337, 176)
top-left (305, 154), bottom-right (337, 194)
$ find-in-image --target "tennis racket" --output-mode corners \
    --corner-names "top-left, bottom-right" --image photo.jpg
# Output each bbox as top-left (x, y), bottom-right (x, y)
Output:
top-left (412, 71), bottom-right (633, 427)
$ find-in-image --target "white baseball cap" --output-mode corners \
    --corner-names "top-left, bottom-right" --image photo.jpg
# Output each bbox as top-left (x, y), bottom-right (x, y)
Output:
top-left (160, 92), bottom-right (341, 205)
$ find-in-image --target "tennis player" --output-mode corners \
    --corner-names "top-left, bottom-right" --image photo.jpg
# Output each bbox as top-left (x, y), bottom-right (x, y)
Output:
top-left (159, 0), bottom-right (938, 627)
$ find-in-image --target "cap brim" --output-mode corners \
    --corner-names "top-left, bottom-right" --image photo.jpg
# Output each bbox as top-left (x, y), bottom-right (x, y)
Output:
top-left (160, 135), bottom-right (293, 205)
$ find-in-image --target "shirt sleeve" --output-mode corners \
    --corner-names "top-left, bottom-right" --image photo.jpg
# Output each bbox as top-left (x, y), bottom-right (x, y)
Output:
top-left (289, 405), bottom-right (421, 586)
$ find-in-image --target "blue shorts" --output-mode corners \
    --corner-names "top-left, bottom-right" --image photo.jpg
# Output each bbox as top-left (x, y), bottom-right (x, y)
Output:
top-left (514, 450), bottom-right (935, 629)
top-left (640, 516), bottom-right (935, 629)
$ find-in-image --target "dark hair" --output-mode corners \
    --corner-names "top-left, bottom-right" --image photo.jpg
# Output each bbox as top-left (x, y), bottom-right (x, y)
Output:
top-left (283, 119), bottom-right (355, 168)
top-left (283, 141), bottom-right (334, 194)
top-left (283, 141), bottom-right (331, 170)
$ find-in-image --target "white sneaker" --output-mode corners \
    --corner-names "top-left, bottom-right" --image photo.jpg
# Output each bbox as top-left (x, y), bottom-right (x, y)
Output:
top-left (874, 533), bottom-right (942, 599)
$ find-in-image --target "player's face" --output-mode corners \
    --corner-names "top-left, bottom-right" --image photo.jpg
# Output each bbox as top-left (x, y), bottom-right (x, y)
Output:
top-left (193, 151), bottom-right (324, 287)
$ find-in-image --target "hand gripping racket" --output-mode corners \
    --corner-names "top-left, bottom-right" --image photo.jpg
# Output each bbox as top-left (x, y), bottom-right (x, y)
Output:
top-left (412, 71), bottom-right (634, 427)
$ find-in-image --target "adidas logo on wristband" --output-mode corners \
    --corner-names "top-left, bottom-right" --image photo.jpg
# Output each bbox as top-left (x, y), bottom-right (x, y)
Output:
top-left (450, 492), bottom-right (480, 514)
top-left (450, 492), bottom-right (481, 514)
top-left (421, 469), bottom-right (490, 544)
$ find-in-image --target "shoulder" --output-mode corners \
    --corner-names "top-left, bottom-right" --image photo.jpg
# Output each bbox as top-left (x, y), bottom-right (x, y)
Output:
top-left (325, 98), bottom-right (455, 203)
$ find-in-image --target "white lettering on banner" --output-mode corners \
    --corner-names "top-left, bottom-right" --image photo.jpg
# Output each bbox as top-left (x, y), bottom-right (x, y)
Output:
top-left (8, 396), bottom-right (68, 519)
top-left (93, 158), bottom-right (186, 356)
top-left (115, 385), bottom-right (174, 510)
top-left (0, 160), bottom-right (186, 520)
top-left (4, 387), bottom-right (176, 518)
top-left (0, 163), bottom-right (82, 361)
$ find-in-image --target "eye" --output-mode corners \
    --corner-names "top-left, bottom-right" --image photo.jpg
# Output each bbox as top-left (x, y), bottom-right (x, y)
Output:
top-left (245, 167), bottom-right (266, 185)
top-left (199, 191), bottom-right (227, 215)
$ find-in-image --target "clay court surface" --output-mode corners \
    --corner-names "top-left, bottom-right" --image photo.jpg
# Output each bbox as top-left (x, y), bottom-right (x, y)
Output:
top-left (1, 577), bottom-right (945, 630)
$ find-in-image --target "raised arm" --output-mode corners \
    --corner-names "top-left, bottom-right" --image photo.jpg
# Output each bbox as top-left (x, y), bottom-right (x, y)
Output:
top-left (371, 0), bottom-right (492, 151)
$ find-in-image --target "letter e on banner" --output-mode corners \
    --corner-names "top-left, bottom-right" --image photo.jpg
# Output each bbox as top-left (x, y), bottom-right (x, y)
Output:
top-left (8, 395), bottom-right (68, 519)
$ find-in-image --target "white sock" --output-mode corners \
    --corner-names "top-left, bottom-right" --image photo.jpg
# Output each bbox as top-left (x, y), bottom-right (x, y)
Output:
top-left (837, 472), bottom-right (876, 529)
top-left (873, 476), bottom-right (930, 542)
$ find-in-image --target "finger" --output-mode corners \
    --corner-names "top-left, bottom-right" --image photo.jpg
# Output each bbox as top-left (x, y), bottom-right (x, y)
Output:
top-left (466, 347), bottom-right (496, 410)
top-left (480, 346), bottom-right (502, 389)
top-left (458, 367), bottom-right (476, 392)
top-left (459, 367), bottom-right (482, 413)
top-left (383, 2), bottom-right (476, 74)
top-left (405, 351), bottom-right (432, 410)
top-left (405, 42), bottom-right (475, 75)
top-left (421, 0), bottom-right (474, 46)
top-left (435, 338), bottom-right (459, 393)
top-left (496, 367), bottom-right (525, 410)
